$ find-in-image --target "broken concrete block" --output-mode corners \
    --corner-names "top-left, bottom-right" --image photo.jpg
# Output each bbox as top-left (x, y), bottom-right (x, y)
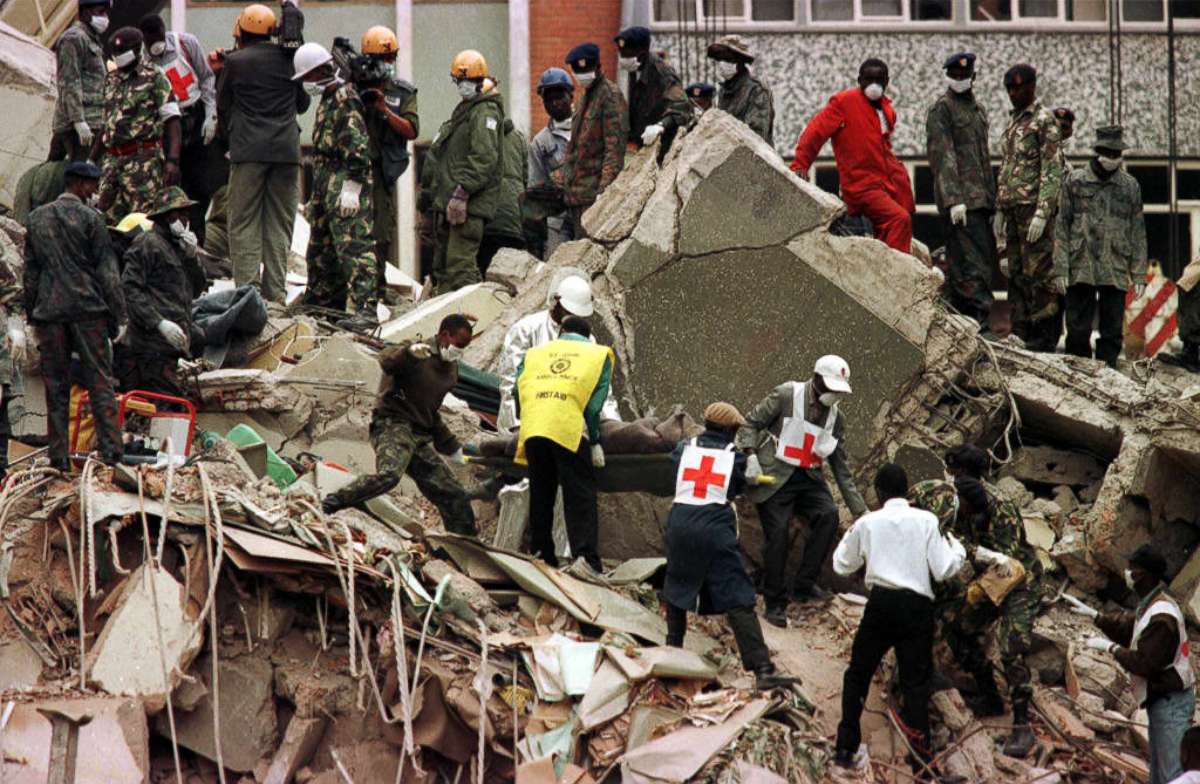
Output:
top-left (929, 690), bottom-right (996, 781)
top-left (90, 565), bottom-right (203, 709)
top-left (282, 334), bottom-right (384, 405)
top-left (485, 247), bottom-right (541, 290)
top-left (1028, 498), bottom-right (1064, 531)
top-left (1075, 691), bottom-right (1115, 735)
top-left (1071, 650), bottom-right (1129, 710)
top-left (158, 652), bottom-right (278, 773)
top-left (420, 558), bottom-right (505, 630)
top-left (1050, 522), bottom-right (1108, 592)
top-left (0, 637), bottom-right (43, 689)
top-left (1052, 485), bottom-right (1079, 514)
top-left (196, 368), bottom-right (313, 415)
top-left (1006, 446), bottom-right (1107, 487)
top-left (378, 282), bottom-right (511, 344)
top-left (582, 145), bottom-right (661, 242)
top-left (1033, 689), bottom-right (1094, 742)
top-left (0, 697), bottom-right (149, 783)
top-left (264, 716), bottom-right (327, 784)
top-left (993, 476), bottom-right (1034, 509)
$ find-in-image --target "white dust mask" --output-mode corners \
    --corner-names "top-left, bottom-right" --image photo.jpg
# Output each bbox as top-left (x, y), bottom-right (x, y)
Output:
top-left (863, 83), bottom-right (884, 101)
top-left (947, 76), bottom-right (972, 94)
top-left (114, 50), bottom-right (137, 69)
top-left (1098, 155), bottom-right (1122, 172)
top-left (441, 345), bottom-right (464, 362)
top-left (149, 41), bottom-right (167, 57)
top-left (89, 14), bottom-right (109, 34)
top-left (618, 56), bottom-right (638, 72)
top-left (456, 79), bottom-right (478, 99)
top-left (716, 61), bottom-right (739, 80)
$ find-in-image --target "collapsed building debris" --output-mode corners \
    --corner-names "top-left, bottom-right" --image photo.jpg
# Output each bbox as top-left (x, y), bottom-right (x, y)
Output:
top-left (0, 109), bottom-right (1197, 784)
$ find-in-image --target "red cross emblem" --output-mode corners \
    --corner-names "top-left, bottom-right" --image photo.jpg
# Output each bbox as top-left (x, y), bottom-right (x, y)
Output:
top-left (1183, 640), bottom-right (1191, 658)
top-left (682, 455), bottom-right (728, 499)
top-left (166, 66), bottom-right (195, 101)
top-left (783, 432), bottom-right (818, 467)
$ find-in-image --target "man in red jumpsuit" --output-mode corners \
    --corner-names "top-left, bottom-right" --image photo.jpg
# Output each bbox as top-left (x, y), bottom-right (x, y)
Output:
top-left (790, 59), bottom-right (915, 254)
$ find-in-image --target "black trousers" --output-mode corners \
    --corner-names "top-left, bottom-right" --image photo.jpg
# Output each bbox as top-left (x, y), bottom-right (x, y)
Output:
top-left (755, 469), bottom-right (839, 608)
top-left (836, 587), bottom-right (935, 759)
top-left (1179, 284), bottom-right (1200, 346)
top-left (943, 209), bottom-right (997, 325)
top-left (1065, 283), bottom-right (1126, 367)
top-left (666, 603), bottom-right (771, 672)
top-left (525, 437), bottom-right (600, 571)
top-left (179, 104), bottom-right (212, 244)
top-left (835, 585), bottom-right (936, 758)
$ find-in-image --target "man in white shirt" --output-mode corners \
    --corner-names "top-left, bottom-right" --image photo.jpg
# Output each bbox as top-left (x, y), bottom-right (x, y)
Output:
top-left (832, 463), bottom-right (966, 773)
top-left (1169, 726), bottom-right (1200, 784)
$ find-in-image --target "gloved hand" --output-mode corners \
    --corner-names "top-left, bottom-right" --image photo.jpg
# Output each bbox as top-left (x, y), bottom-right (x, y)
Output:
top-left (5, 316), bottom-right (26, 364)
top-left (1027, 214), bottom-right (1047, 243)
top-left (409, 342), bottom-right (433, 359)
top-left (950, 203), bottom-right (967, 226)
top-left (157, 319), bottom-right (189, 353)
top-left (591, 443), bottom-right (605, 468)
top-left (641, 123), bottom-right (664, 146)
top-left (113, 322), bottom-right (128, 344)
top-left (1062, 594), bottom-right (1099, 619)
top-left (974, 545), bottom-right (1007, 566)
top-left (745, 453), bottom-right (762, 482)
top-left (446, 185), bottom-right (469, 226)
top-left (450, 448), bottom-right (466, 465)
top-left (1053, 277), bottom-right (1068, 296)
top-left (1134, 281), bottom-right (1146, 299)
top-left (177, 227), bottom-right (199, 254)
top-left (73, 121), bottom-right (93, 148)
top-left (202, 113), bottom-right (218, 145)
top-left (1085, 636), bottom-right (1116, 654)
top-left (999, 254), bottom-right (1010, 277)
top-left (337, 180), bottom-right (362, 218)
top-left (993, 211), bottom-right (1006, 240)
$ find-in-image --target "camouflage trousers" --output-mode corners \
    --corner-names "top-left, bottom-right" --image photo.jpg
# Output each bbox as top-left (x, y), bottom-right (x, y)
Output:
top-left (1004, 204), bottom-right (1063, 352)
top-left (304, 166), bottom-right (378, 314)
top-left (432, 213), bottom-right (484, 296)
top-left (941, 581), bottom-right (1039, 707)
top-left (944, 208), bottom-right (997, 326)
top-left (101, 146), bottom-right (162, 223)
top-left (204, 185), bottom-right (230, 261)
top-left (37, 319), bottom-right (123, 467)
top-left (328, 412), bottom-right (476, 536)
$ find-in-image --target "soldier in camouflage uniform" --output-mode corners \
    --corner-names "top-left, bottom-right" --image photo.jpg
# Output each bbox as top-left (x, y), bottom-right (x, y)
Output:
top-left (50, 0), bottom-right (109, 162)
top-left (926, 52), bottom-right (997, 328)
top-left (118, 187), bottom-right (207, 397)
top-left (23, 162), bottom-right (126, 469)
top-left (707, 35), bottom-right (775, 146)
top-left (615, 27), bottom-right (690, 154)
top-left (322, 314), bottom-right (476, 536)
top-left (1054, 107), bottom-right (1076, 174)
top-left (995, 64), bottom-right (1064, 352)
top-left (97, 28), bottom-right (183, 223)
top-left (292, 43), bottom-right (378, 330)
top-left (1054, 126), bottom-right (1146, 367)
top-left (908, 445), bottom-right (1044, 759)
top-left (563, 43), bottom-right (628, 238)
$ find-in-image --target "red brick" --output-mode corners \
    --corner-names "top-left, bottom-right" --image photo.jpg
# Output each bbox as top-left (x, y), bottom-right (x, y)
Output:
top-left (528, 0), bottom-right (622, 131)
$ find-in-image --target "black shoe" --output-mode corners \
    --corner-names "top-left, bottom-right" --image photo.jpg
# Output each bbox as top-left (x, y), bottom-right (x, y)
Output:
top-left (763, 605), bottom-right (788, 628)
top-left (1160, 343), bottom-right (1200, 373)
top-left (833, 748), bottom-right (856, 769)
top-left (335, 309), bottom-right (379, 333)
top-left (963, 691), bottom-right (1006, 718)
top-left (322, 495), bottom-right (345, 515)
top-left (753, 665), bottom-right (801, 691)
top-left (1002, 724), bottom-right (1036, 758)
top-left (793, 584), bottom-right (832, 602)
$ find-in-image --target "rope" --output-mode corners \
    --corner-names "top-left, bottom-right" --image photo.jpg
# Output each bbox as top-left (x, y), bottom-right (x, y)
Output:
top-left (476, 621), bottom-right (489, 784)
top-left (385, 558), bottom-right (416, 777)
top-left (197, 464), bottom-right (228, 783)
top-left (55, 517), bottom-right (86, 690)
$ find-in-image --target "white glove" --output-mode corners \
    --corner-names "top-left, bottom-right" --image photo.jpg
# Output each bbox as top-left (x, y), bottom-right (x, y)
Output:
top-left (337, 180), bottom-right (362, 218)
top-left (73, 121), bottom-right (93, 148)
top-left (1134, 281), bottom-right (1146, 299)
top-left (114, 322), bottom-right (127, 344)
top-left (974, 545), bottom-right (1007, 566)
top-left (1085, 636), bottom-right (1116, 654)
top-left (409, 342), bottom-right (433, 359)
top-left (641, 123), bottom-right (664, 146)
top-left (1062, 594), bottom-right (1099, 620)
top-left (1027, 214), bottom-right (1047, 243)
top-left (157, 319), bottom-right (189, 353)
top-left (993, 211), bottom-right (1006, 240)
top-left (999, 254), bottom-right (1010, 277)
top-left (202, 113), bottom-right (218, 145)
top-left (177, 227), bottom-right (199, 254)
top-left (450, 448), bottom-right (466, 465)
top-left (745, 453), bottom-right (762, 482)
top-left (950, 204), bottom-right (967, 226)
top-left (5, 317), bottom-right (26, 364)
top-left (591, 443), bottom-right (605, 468)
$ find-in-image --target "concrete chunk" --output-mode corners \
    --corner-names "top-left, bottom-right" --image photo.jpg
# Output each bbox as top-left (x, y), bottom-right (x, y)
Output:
top-left (1006, 446), bottom-right (1106, 487)
top-left (264, 716), bottom-right (327, 784)
top-left (0, 697), bottom-right (149, 784)
top-left (485, 248), bottom-right (541, 290)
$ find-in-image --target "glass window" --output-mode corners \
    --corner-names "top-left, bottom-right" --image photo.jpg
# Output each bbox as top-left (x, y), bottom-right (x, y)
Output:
top-left (1066, 0), bottom-right (1107, 19)
top-left (913, 213), bottom-right (946, 252)
top-left (972, 0), bottom-right (1012, 19)
top-left (1123, 0), bottom-right (1163, 20)
top-left (814, 165), bottom-right (840, 195)
top-left (863, 0), bottom-right (903, 14)
top-left (1020, 0), bottom-right (1058, 15)
top-left (1128, 165), bottom-right (1171, 203)
top-left (1177, 168), bottom-right (1200, 200)
top-left (751, 0), bottom-right (797, 19)
top-left (913, 165), bottom-right (937, 204)
top-left (1174, 0), bottom-right (1200, 17)
top-left (812, 0), bottom-right (853, 18)
top-left (912, 0), bottom-right (954, 18)
top-left (1144, 213), bottom-right (1191, 273)
top-left (703, 0), bottom-right (748, 15)
top-left (654, 0), bottom-right (698, 21)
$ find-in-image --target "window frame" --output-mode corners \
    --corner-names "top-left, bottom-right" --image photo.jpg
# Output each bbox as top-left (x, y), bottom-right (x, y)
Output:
top-left (807, 0), bottom-right (952, 23)
top-left (649, 0), bottom-right (799, 24)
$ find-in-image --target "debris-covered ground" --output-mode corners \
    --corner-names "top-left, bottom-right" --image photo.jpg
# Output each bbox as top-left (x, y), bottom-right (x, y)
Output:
top-left (1, 111), bottom-right (1199, 783)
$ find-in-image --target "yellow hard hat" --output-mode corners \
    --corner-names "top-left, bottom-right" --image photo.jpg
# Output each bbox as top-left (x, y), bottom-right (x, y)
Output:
top-left (236, 4), bottom-right (275, 36)
top-left (115, 212), bottom-right (153, 234)
top-left (450, 49), bottom-right (488, 80)
top-left (361, 26), bottom-right (398, 56)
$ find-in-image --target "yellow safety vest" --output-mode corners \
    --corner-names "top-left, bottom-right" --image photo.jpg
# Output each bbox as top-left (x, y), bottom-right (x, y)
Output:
top-left (515, 338), bottom-right (613, 465)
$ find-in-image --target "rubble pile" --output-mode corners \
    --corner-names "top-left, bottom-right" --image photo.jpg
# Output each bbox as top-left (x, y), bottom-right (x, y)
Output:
top-left (0, 110), bottom-right (1198, 783)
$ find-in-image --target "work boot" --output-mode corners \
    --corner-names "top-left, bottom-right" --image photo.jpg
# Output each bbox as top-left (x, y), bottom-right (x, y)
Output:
top-left (321, 495), bottom-right (345, 515)
top-left (763, 604), bottom-right (788, 628)
top-left (1160, 341), bottom-right (1200, 373)
top-left (963, 689), bottom-right (1006, 718)
top-left (335, 308), bottom-right (379, 333)
top-left (833, 747), bottom-right (856, 769)
top-left (1002, 702), bottom-right (1036, 758)
top-left (793, 584), bottom-right (832, 603)
top-left (753, 665), bottom-right (800, 691)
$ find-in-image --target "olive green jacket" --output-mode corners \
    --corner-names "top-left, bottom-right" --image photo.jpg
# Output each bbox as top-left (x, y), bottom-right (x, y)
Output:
top-left (427, 90), bottom-right (506, 220)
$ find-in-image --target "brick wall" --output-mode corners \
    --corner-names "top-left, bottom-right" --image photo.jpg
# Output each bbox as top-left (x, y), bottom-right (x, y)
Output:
top-left (527, 0), bottom-right (622, 131)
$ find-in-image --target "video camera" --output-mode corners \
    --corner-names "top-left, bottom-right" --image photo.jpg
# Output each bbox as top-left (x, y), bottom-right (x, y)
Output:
top-left (331, 37), bottom-right (390, 87)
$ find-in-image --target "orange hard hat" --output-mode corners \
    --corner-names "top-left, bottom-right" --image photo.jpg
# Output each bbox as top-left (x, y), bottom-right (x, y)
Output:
top-left (236, 4), bottom-right (275, 36)
top-left (361, 26), bottom-right (398, 56)
top-left (450, 49), bottom-right (488, 80)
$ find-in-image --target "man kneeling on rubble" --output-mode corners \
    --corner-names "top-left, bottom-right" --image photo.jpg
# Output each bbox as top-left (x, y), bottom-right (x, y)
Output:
top-left (321, 314), bottom-right (477, 536)
top-left (909, 444), bottom-right (1044, 759)
top-left (663, 401), bottom-right (799, 691)
top-left (1065, 545), bottom-right (1196, 784)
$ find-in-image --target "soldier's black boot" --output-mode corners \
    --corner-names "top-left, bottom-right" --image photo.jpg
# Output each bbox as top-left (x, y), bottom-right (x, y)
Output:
top-left (335, 307), bottom-right (379, 333)
top-left (1160, 341), bottom-right (1200, 373)
top-left (1002, 700), bottom-right (1036, 758)
top-left (963, 665), bottom-right (1006, 717)
top-left (753, 665), bottom-right (801, 691)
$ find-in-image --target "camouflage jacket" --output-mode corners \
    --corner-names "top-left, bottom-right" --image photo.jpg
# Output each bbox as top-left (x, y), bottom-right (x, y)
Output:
top-left (23, 192), bottom-right (125, 325)
top-left (562, 76), bottom-right (627, 208)
top-left (365, 78), bottom-right (419, 182)
top-left (997, 101), bottom-right (1063, 217)
top-left (925, 89), bottom-right (995, 212)
top-left (427, 90), bottom-right (506, 219)
top-left (627, 53), bottom-right (690, 145)
top-left (103, 62), bottom-right (179, 148)
top-left (1053, 162), bottom-right (1147, 290)
top-left (718, 71), bottom-right (775, 146)
top-left (52, 21), bottom-right (106, 132)
top-left (121, 223), bottom-right (207, 357)
top-left (909, 479), bottom-right (1041, 578)
top-left (312, 83), bottom-right (373, 187)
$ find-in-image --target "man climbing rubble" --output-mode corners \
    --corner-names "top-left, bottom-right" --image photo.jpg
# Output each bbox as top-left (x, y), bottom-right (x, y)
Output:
top-left (662, 401), bottom-right (799, 691)
top-left (909, 444), bottom-right (1044, 759)
top-left (322, 314), bottom-right (477, 537)
top-left (1065, 545), bottom-right (1196, 784)
top-left (736, 356), bottom-right (868, 628)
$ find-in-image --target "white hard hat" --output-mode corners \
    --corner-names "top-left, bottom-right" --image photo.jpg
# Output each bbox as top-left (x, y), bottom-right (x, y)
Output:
top-left (554, 275), bottom-right (593, 317)
top-left (814, 354), bottom-right (852, 393)
top-left (292, 42), bottom-right (332, 81)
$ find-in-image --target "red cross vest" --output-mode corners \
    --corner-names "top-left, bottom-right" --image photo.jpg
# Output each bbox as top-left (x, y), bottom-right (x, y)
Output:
top-left (674, 439), bottom-right (736, 507)
top-left (1130, 590), bottom-right (1195, 705)
top-left (775, 381), bottom-right (839, 469)
top-left (161, 33), bottom-right (201, 109)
